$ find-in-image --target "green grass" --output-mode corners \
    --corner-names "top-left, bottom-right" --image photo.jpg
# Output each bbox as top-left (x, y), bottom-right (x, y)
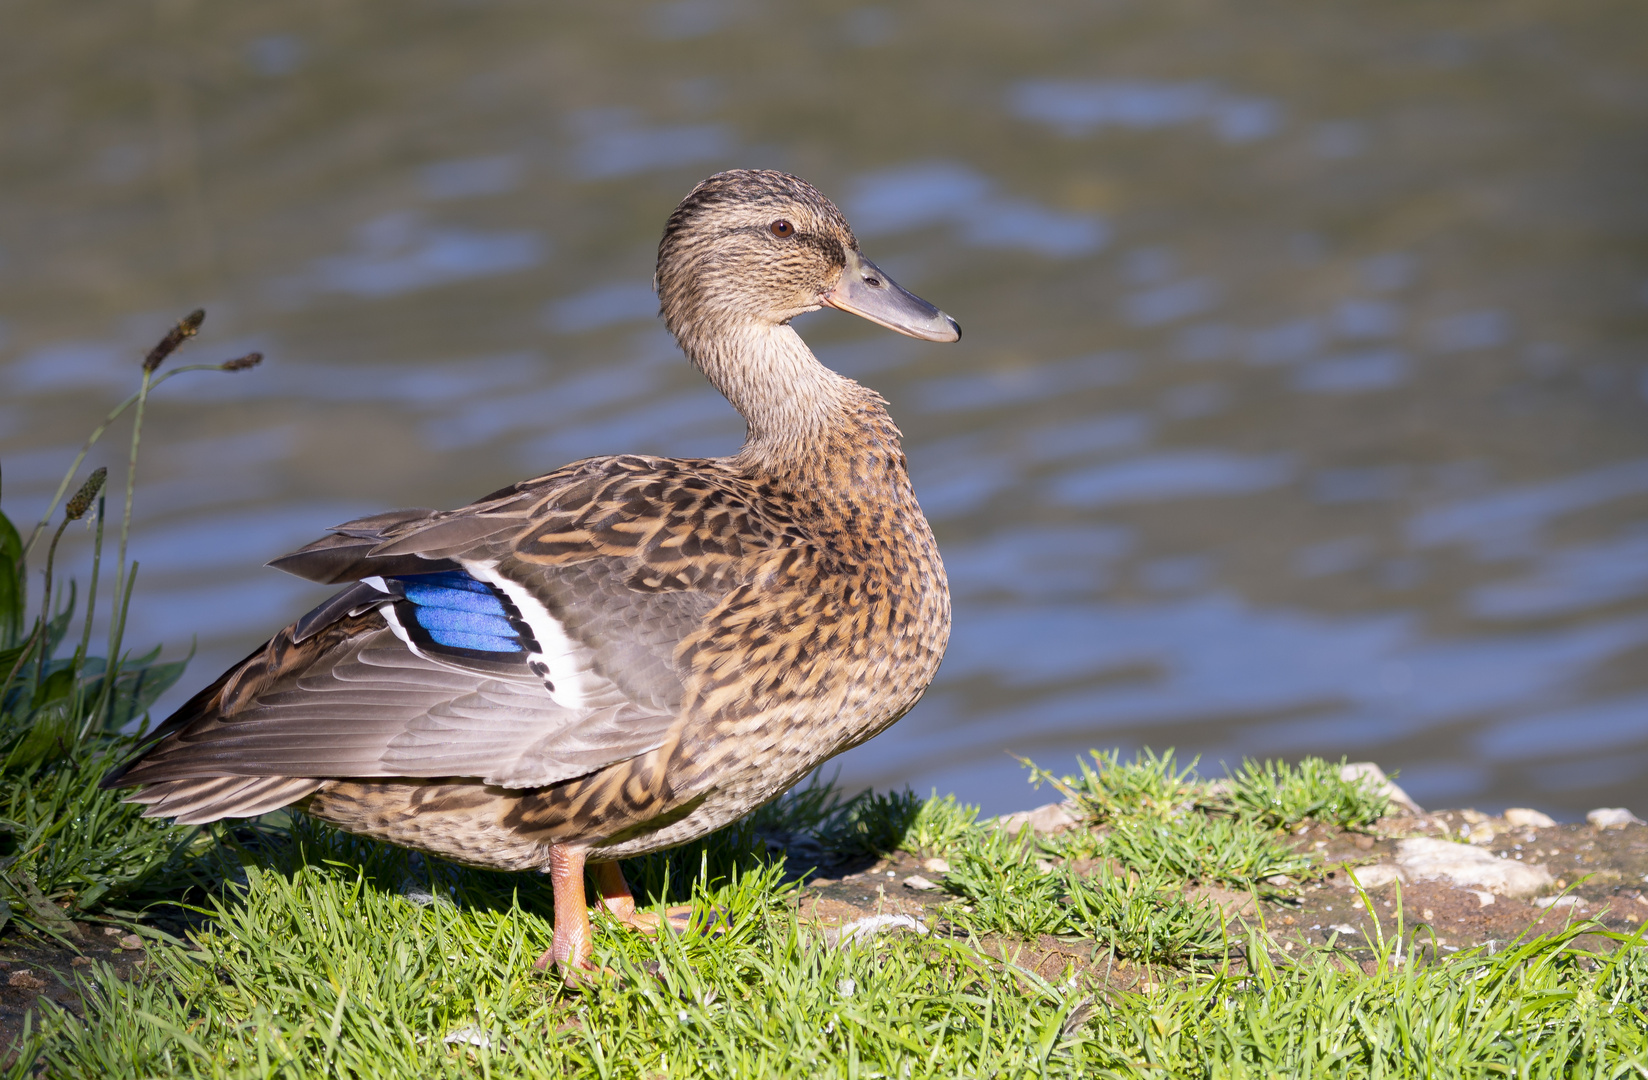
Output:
top-left (1034, 747), bottom-right (1390, 833)
top-left (2, 313), bottom-right (261, 942)
top-left (1220, 755), bottom-right (1390, 831)
top-left (941, 827), bottom-right (1227, 966)
top-left (1017, 748), bottom-right (1369, 891)
top-left (1, 728), bottom-right (1645, 1078)
top-left (7, 814), bottom-right (1644, 1078)
top-left (899, 791), bottom-right (982, 857)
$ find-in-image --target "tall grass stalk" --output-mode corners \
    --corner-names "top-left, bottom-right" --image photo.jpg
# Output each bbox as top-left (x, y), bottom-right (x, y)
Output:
top-left (95, 312), bottom-right (194, 735)
top-left (0, 309), bottom-right (263, 938)
top-left (71, 496), bottom-right (105, 742)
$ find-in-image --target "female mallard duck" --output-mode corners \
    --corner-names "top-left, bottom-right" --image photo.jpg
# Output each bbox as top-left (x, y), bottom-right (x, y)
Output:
top-left (103, 169), bottom-right (959, 979)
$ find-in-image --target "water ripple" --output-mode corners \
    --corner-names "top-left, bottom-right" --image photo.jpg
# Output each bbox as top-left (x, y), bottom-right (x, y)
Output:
top-left (1052, 451), bottom-right (1294, 507)
top-left (847, 161), bottom-right (1107, 257)
top-left (306, 212), bottom-right (544, 298)
top-left (1010, 79), bottom-right (1282, 143)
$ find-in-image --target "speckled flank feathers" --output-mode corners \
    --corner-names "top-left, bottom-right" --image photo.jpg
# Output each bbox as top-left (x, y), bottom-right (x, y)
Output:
top-left (101, 169), bottom-right (958, 974)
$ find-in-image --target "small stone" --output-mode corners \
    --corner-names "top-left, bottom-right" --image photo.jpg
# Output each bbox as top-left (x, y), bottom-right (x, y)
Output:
top-left (1534, 896), bottom-right (1584, 909)
top-left (921, 857), bottom-right (950, 874)
top-left (1422, 908), bottom-right (1435, 921)
top-left (1587, 808), bottom-right (1645, 829)
top-left (1460, 809), bottom-right (1488, 825)
top-left (1340, 762), bottom-right (1424, 817)
top-left (1327, 923), bottom-right (1359, 936)
top-left (70, 956), bottom-right (94, 968)
top-left (118, 934), bottom-right (144, 951)
top-left (995, 802), bottom-right (1078, 837)
top-left (1349, 864), bottom-right (1402, 889)
top-left (1201, 779), bottom-right (1234, 800)
top-left (443, 1026), bottom-right (496, 1049)
top-left (1391, 837), bottom-right (1553, 898)
top-left (821, 914), bottom-right (928, 948)
top-left (1504, 808), bottom-right (1556, 829)
top-left (102, 926), bottom-right (123, 937)
top-left (1469, 890), bottom-right (1496, 908)
top-left (7, 970), bottom-right (46, 991)
top-left (902, 875), bottom-right (938, 892)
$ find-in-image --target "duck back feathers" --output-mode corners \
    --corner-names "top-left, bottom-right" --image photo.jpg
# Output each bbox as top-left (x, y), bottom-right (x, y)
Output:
top-left (104, 170), bottom-right (956, 868)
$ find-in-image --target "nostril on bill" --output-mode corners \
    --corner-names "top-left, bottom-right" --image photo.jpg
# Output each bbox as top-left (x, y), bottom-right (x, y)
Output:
top-left (864, 276), bottom-right (883, 287)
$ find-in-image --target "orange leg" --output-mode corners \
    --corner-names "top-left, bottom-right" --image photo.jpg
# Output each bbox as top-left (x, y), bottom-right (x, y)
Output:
top-left (594, 860), bottom-right (637, 917)
top-left (596, 861), bottom-right (700, 934)
top-left (533, 852), bottom-right (707, 983)
top-left (534, 845), bottom-right (598, 981)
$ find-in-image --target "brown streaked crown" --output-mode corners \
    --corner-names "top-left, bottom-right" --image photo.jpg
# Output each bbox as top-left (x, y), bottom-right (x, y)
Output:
top-left (656, 170), bottom-right (858, 342)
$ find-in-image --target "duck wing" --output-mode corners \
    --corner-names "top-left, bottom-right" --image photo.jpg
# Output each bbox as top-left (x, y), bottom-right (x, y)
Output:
top-left (104, 455), bottom-right (762, 802)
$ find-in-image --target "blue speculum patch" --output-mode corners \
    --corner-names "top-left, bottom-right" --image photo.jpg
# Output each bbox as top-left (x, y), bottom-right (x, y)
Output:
top-left (397, 571), bottom-right (522, 652)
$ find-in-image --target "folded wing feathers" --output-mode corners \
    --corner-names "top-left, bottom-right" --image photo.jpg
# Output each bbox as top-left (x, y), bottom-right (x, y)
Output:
top-left (114, 461), bottom-right (754, 812)
top-left (117, 624), bottom-right (674, 788)
top-left (128, 776), bottom-right (323, 825)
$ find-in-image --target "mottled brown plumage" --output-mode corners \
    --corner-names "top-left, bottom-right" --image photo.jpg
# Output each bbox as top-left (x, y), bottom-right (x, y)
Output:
top-left (102, 169), bottom-right (960, 978)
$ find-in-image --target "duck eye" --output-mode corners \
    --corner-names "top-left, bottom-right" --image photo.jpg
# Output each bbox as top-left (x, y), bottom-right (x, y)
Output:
top-left (769, 219), bottom-right (794, 238)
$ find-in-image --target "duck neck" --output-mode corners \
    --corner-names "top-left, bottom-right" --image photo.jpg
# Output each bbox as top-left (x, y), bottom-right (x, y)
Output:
top-left (683, 320), bottom-right (868, 473)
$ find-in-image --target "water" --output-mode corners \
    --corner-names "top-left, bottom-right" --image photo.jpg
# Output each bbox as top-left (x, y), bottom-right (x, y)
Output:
top-left (3, 1), bottom-right (1646, 818)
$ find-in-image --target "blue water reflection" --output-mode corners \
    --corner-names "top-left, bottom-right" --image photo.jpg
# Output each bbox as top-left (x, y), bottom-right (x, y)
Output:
top-left (1123, 279), bottom-right (1219, 327)
top-left (1427, 310), bottom-right (1510, 353)
top-left (571, 109), bottom-right (734, 179)
top-left (916, 352), bottom-right (1135, 413)
top-left (420, 156), bottom-right (524, 201)
top-left (3, 1), bottom-right (1645, 822)
top-left (546, 282), bottom-right (659, 334)
top-left (1291, 349), bottom-right (1410, 394)
top-left (1407, 458), bottom-right (1648, 552)
top-left (305, 213), bottom-right (544, 298)
top-left (9, 341), bottom-right (134, 392)
top-left (1478, 692), bottom-right (1648, 769)
top-left (848, 162), bottom-right (1108, 257)
top-left (860, 599), bottom-right (1648, 811)
top-left (1009, 80), bottom-right (1282, 143)
top-left (1468, 530), bottom-right (1648, 619)
top-left (1052, 452), bottom-right (1295, 507)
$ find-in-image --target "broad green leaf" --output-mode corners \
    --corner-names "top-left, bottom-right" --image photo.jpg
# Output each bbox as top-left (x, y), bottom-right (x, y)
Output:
top-left (101, 652), bottom-right (191, 731)
top-left (29, 664), bottom-right (75, 710)
top-left (0, 864), bottom-right (83, 940)
top-left (4, 698), bottom-right (78, 770)
top-left (0, 506), bottom-right (23, 648)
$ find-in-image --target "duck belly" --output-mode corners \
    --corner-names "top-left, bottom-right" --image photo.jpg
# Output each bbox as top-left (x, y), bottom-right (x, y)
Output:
top-left (300, 780), bottom-right (559, 873)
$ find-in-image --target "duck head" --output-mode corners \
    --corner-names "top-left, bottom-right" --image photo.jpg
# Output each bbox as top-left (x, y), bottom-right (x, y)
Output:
top-left (656, 170), bottom-right (961, 347)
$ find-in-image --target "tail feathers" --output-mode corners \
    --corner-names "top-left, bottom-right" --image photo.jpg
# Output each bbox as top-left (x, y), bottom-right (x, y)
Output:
top-left (124, 775), bottom-right (323, 824)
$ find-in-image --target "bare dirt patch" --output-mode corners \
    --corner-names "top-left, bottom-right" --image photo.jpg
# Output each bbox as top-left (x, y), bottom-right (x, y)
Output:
top-left (0, 925), bottom-right (156, 1069)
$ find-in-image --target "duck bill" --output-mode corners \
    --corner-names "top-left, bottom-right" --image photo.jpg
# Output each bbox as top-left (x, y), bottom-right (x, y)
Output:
top-left (821, 249), bottom-right (961, 342)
